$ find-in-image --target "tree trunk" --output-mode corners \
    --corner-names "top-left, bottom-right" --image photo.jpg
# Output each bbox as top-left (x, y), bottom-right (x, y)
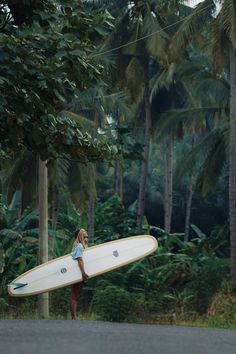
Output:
top-left (114, 161), bottom-right (119, 194)
top-left (114, 162), bottom-right (123, 202)
top-left (229, 44), bottom-right (236, 281)
top-left (164, 137), bottom-right (173, 233)
top-left (50, 185), bottom-right (60, 258)
top-left (38, 158), bottom-right (49, 318)
top-left (119, 164), bottom-right (123, 203)
top-left (0, 242), bottom-right (4, 274)
top-left (136, 58), bottom-right (151, 231)
top-left (184, 176), bottom-right (193, 242)
top-left (88, 193), bottom-right (95, 244)
top-left (20, 153), bottom-right (37, 215)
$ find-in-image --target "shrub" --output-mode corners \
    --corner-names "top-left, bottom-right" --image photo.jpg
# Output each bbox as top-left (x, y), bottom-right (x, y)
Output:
top-left (207, 285), bottom-right (236, 327)
top-left (92, 285), bottom-right (131, 322)
top-left (94, 195), bottom-right (138, 242)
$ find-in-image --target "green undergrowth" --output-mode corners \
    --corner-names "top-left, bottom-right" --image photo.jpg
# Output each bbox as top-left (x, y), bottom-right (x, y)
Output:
top-left (1, 310), bottom-right (236, 329)
top-left (1, 302), bottom-right (236, 329)
top-left (1, 283), bottom-right (236, 329)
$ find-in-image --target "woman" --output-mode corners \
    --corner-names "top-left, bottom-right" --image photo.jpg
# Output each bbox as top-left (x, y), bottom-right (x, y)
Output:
top-left (70, 228), bottom-right (89, 320)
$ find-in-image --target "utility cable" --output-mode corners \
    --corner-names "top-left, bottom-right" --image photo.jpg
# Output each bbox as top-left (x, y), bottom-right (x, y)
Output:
top-left (91, 2), bottom-right (215, 58)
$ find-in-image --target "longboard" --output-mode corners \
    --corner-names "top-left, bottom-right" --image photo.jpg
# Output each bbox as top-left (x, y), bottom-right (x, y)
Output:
top-left (8, 235), bottom-right (157, 297)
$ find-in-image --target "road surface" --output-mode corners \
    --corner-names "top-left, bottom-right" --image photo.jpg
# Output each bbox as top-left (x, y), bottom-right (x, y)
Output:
top-left (0, 320), bottom-right (235, 354)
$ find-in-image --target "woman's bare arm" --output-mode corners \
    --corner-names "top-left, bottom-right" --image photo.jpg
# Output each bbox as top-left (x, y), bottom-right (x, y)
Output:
top-left (77, 258), bottom-right (88, 281)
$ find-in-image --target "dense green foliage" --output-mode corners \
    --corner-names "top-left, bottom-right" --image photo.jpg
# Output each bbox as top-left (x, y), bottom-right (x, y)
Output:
top-left (94, 195), bottom-right (139, 242)
top-left (0, 0), bottom-right (113, 160)
top-left (0, 0), bottom-right (235, 325)
top-left (0, 196), bottom-right (230, 322)
top-left (93, 285), bottom-right (131, 322)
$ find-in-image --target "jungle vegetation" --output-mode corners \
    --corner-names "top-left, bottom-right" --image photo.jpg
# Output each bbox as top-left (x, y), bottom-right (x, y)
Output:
top-left (0, 0), bottom-right (236, 326)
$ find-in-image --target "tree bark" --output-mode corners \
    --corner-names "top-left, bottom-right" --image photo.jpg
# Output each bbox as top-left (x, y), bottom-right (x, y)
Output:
top-left (119, 164), bottom-right (123, 203)
top-left (114, 161), bottom-right (119, 194)
top-left (229, 44), bottom-right (236, 281)
top-left (38, 158), bottom-right (49, 318)
top-left (0, 242), bottom-right (4, 274)
top-left (88, 193), bottom-right (95, 244)
top-left (20, 153), bottom-right (37, 215)
top-left (184, 176), bottom-right (193, 242)
top-left (164, 137), bottom-right (173, 233)
top-left (136, 58), bottom-right (151, 231)
top-left (114, 162), bottom-right (123, 202)
top-left (50, 185), bottom-right (60, 258)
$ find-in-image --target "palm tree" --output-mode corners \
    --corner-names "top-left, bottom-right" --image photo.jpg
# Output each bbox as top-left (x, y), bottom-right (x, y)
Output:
top-left (38, 158), bottom-right (49, 318)
top-left (152, 39), bottom-right (229, 241)
top-left (168, 0), bottom-right (236, 279)
top-left (215, 0), bottom-right (236, 280)
top-left (65, 84), bottom-right (132, 240)
top-left (99, 0), bottom-right (170, 230)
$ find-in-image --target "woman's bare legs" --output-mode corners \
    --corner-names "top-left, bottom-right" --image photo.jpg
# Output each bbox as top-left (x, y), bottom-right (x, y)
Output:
top-left (70, 282), bottom-right (84, 320)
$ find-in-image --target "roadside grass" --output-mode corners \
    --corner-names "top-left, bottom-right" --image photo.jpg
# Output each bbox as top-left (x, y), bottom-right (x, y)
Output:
top-left (0, 309), bottom-right (98, 321)
top-left (1, 286), bottom-right (236, 329)
top-left (126, 314), bottom-right (236, 329)
top-left (1, 309), bottom-right (236, 329)
top-left (0, 298), bottom-right (97, 320)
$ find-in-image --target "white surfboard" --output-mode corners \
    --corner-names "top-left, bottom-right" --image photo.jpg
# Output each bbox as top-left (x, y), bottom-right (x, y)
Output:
top-left (8, 235), bottom-right (157, 297)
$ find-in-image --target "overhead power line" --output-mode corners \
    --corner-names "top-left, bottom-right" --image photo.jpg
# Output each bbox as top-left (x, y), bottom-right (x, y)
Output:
top-left (91, 2), bottom-right (214, 58)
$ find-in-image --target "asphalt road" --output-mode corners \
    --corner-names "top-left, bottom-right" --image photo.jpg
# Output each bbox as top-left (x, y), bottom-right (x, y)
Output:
top-left (0, 320), bottom-right (235, 354)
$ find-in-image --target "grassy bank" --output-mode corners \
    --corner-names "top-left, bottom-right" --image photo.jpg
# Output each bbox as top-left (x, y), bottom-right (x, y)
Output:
top-left (1, 309), bottom-right (235, 330)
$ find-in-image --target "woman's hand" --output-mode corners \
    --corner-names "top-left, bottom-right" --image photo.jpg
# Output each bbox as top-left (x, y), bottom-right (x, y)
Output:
top-left (82, 272), bottom-right (89, 281)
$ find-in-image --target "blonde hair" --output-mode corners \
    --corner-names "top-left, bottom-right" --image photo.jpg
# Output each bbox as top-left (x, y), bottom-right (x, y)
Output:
top-left (72, 229), bottom-right (88, 250)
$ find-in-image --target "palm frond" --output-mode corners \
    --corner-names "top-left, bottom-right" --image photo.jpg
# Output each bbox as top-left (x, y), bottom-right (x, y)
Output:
top-left (220, 0), bottom-right (236, 47)
top-left (121, 16), bottom-right (141, 56)
top-left (175, 124), bottom-right (228, 188)
top-left (68, 162), bottom-right (97, 212)
top-left (0, 229), bottom-right (22, 241)
top-left (3, 155), bottom-right (24, 202)
top-left (15, 209), bottom-right (38, 231)
top-left (61, 111), bottom-right (95, 132)
top-left (142, 10), bottom-right (169, 64)
top-left (150, 63), bottom-right (176, 101)
top-left (156, 106), bottom-right (224, 141)
top-left (98, 8), bottom-right (132, 55)
top-left (47, 157), bottom-right (70, 191)
top-left (196, 131), bottom-right (227, 196)
top-left (156, 0), bottom-right (188, 17)
top-left (62, 187), bottom-right (81, 223)
top-left (211, 16), bottom-right (229, 73)
top-left (169, 0), bottom-right (215, 60)
top-left (125, 57), bottom-right (145, 104)
top-left (22, 236), bottom-right (38, 245)
top-left (98, 91), bottom-right (133, 120)
top-left (71, 85), bottom-right (132, 127)
top-left (2, 151), bottom-right (37, 211)
top-left (190, 77), bottom-right (229, 108)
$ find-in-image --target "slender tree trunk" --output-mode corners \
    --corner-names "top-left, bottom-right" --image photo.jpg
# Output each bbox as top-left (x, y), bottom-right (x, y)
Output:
top-left (119, 164), bottom-right (123, 203)
top-left (136, 58), bottom-right (151, 231)
top-left (38, 158), bottom-right (49, 318)
top-left (20, 154), bottom-right (37, 215)
top-left (184, 176), bottom-right (193, 242)
top-left (88, 193), bottom-right (95, 243)
top-left (51, 185), bottom-right (60, 257)
top-left (0, 242), bottom-right (4, 274)
top-left (114, 161), bottom-right (119, 194)
top-left (114, 162), bottom-right (123, 202)
top-left (164, 137), bottom-right (173, 233)
top-left (51, 186), bottom-right (59, 231)
top-left (229, 44), bottom-right (236, 281)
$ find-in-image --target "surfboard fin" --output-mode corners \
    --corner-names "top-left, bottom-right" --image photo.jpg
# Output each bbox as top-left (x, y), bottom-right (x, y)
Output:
top-left (10, 283), bottom-right (28, 290)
